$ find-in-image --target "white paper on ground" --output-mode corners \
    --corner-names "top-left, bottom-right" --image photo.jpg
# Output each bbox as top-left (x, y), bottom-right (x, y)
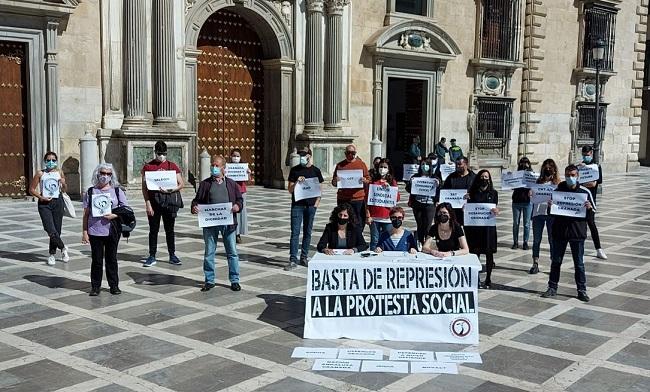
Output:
top-left (338, 348), bottom-right (383, 360)
top-left (291, 347), bottom-right (339, 359)
top-left (312, 359), bottom-right (361, 372)
top-left (361, 360), bottom-right (409, 374)
top-left (410, 361), bottom-right (459, 374)
top-left (389, 350), bottom-right (435, 362)
top-left (435, 352), bottom-right (483, 364)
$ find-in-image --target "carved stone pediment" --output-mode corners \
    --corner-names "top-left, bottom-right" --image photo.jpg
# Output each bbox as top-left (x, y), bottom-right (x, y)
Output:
top-left (0, 0), bottom-right (79, 17)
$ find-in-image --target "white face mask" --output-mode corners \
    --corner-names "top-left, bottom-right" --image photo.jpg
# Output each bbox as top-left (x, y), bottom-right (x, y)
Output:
top-left (231, 156), bottom-right (241, 163)
top-left (379, 168), bottom-right (389, 176)
top-left (156, 154), bottom-right (167, 162)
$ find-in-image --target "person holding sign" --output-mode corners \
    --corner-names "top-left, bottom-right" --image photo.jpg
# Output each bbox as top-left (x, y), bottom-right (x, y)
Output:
top-left (406, 159), bottom-right (441, 247)
top-left (374, 207), bottom-right (417, 253)
top-left (29, 151), bottom-right (70, 266)
top-left (230, 149), bottom-right (252, 244)
top-left (422, 203), bottom-right (469, 257)
top-left (331, 145), bottom-right (370, 230)
top-left (366, 159), bottom-right (400, 250)
top-left (442, 156), bottom-right (476, 226)
top-left (465, 170), bottom-right (499, 288)
top-left (529, 159), bottom-right (561, 274)
top-left (141, 141), bottom-right (185, 267)
top-left (541, 164), bottom-right (595, 302)
top-left (511, 157), bottom-right (533, 250)
top-left (81, 163), bottom-right (128, 296)
top-left (191, 155), bottom-right (244, 292)
top-left (284, 147), bottom-right (324, 271)
top-left (317, 204), bottom-right (368, 255)
top-left (580, 145), bottom-right (607, 260)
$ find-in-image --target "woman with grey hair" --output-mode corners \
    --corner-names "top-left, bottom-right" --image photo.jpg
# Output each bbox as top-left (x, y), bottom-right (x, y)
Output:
top-left (81, 163), bottom-right (128, 296)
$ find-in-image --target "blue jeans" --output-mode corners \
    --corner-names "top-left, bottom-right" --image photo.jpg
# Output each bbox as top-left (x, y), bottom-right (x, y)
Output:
top-left (202, 226), bottom-right (239, 284)
top-left (370, 221), bottom-right (393, 250)
top-left (512, 202), bottom-right (532, 244)
top-left (290, 205), bottom-right (317, 262)
top-left (549, 237), bottom-right (586, 292)
top-left (532, 215), bottom-right (554, 258)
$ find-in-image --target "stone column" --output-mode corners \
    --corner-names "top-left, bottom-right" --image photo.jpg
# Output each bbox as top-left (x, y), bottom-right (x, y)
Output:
top-left (324, 0), bottom-right (348, 132)
top-left (304, 0), bottom-right (325, 133)
top-left (152, 0), bottom-right (176, 124)
top-left (122, 0), bottom-right (150, 127)
top-left (45, 18), bottom-right (60, 153)
top-left (370, 58), bottom-right (384, 160)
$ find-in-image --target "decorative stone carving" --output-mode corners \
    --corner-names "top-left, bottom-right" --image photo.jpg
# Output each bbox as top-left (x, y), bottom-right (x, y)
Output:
top-left (272, 0), bottom-right (293, 27)
top-left (399, 31), bottom-right (431, 50)
top-left (481, 72), bottom-right (505, 96)
top-left (185, 0), bottom-right (196, 15)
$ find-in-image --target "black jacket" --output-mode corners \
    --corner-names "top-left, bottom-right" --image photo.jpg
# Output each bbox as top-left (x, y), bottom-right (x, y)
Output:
top-left (317, 223), bottom-right (368, 253)
top-left (191, 176), bottom-right (243, 233)
top-left (550, 182), bottom-right (596, 241)
top-left (442, 171), bottom-right (476, 190)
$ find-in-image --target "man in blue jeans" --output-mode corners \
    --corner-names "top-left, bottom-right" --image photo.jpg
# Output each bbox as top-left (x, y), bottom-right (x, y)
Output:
top-left (191, 155), bottom-right (243, 292)
top-left (285, 147), bottom-right (324, 270)
top-left (541, 164), bottom-right (595, 302)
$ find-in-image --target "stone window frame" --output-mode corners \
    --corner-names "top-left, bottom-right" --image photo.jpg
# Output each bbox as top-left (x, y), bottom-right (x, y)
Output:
top-left (578, 0), bottom-right (619, 72)
top-left (384, 0), bottom-right (434, 25)
top-left (574, 102), bottom-right (608, 148)
top-left (472, 96), bottom-right (515, 153)
top-left (474, 0), bottom-right (523, 62)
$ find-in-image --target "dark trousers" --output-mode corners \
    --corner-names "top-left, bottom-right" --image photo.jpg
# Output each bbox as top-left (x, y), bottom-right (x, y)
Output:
top-left (549, 238), bottom-right (586, 292)
top-left (289, 205), bottom-right (317, 262)
top-left (476, 253), bottom-right (495, 282)
top-left (411, 201), bottom-right (436, 244)
top-left (38, 198), bottom-right (65, 254)
top-left (148, 208), bottom-right (176, 257)
top-left (341, 199), bottom-right (366, 232)
top-left (89, 235), bottom-right (120, 289)
top-left (453, 207), bottom-right (465, 226)
top-left (586, 210), bottom-right (601, 249)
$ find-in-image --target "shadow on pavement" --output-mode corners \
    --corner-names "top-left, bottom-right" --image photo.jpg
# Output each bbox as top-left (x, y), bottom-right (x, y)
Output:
top-left (257, 294), bottom-right (305, 338)
top-left (23, 274), bottom-right (89, 291)
top-left (127, 272), bottom-right (203, 287)
top-left (0, 251), bottom-right (45, 263)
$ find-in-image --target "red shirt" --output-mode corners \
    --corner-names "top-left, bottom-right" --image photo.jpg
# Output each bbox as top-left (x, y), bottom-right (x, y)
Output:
top-left (366, 179), bottom-right (400, 219)
top-left (141, 159), bottom-right (181, 175)
top-left (333, 158), bottom-right (369, 202)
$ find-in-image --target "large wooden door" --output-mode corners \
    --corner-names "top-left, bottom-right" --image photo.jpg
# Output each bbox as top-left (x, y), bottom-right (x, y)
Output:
top-left (197, 10), bottom-right (265, 183)
top-left (0, 41), bottom-right (29, 197)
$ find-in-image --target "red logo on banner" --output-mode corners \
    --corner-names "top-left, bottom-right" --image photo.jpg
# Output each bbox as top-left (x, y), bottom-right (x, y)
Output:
top-left (450, 318), bottom-right (472, 338)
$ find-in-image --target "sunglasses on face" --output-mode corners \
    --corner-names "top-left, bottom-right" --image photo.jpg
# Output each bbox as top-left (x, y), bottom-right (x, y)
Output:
top-left (345, 151), bottom-right (356, 156)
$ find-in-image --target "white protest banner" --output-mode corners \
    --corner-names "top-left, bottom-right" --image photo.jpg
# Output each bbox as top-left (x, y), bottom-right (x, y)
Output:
top-left (304, 254), bottom-right (481, 344)
top-left (294, 177), bottom-right (322, 201)
top-left (312, 359), bottom-right (361, 372)
top-left (291, 347), bottom-right (339, 359)
top-left (550, 191), bottom-right (587, 218)
top-left (578, 164), bottom-right (600, 183)
top-left (41, 171), bottom-right (61, 199)
top-left (530, 183), bottom-right (555, 205)
top-left (145, 170), bottom-right (177, 191)
top-left (367, 184), bottom-right (398, 207)
top-left (440, 163), bottom-right (456, 181)
top-left (389, 350), bottom-right (435, 362)
top-left (91, 193), bottom-right (112, 217)
top-left (410, 362), bottom-right (459, 374)
top-left (410, 177), bottom-right (437, 197)
top-left (338, 348), bottom-right (383, 360)
top-left (501, 170), bottom-right (525, 190)
top-left (336, 169), bottom-right (363, 189)
top-left (361, 361), bottom-right (409, 374)
top-left (439, 189), bottom-right (467, 209)
top-left (225, 163), bottom-right (249, 182)
top-left (523, 171), bottom-right (539, 187)
top-left (402, 164), bottom-right (420, 181)
top-left (197, 203), bottom-right (234, 228)
top-left (464, 203), bottom-right (497, 226)
top-left (435, 352), bottom-right (483, 364)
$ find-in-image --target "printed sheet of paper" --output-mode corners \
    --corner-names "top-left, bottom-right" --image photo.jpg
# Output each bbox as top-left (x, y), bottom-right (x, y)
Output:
top-left (410, 361), bottom-right (459, 374)
top-left (402, 164), bottom-right (420, 181)
top-left (145, 170), bottom-right (177, 191)
top-left (463, 203), bottom-right (497, 226)
top-left (435, 352), bottom-right (483, 364)
top-left (360, 360), bottom-right (409, 374)
top-left (197, 203), bottom-right (234, 228)
top-left (291, 347), bottom-right (339, 359)
top-left (578, 164), bottom-right (599, 183)
top-left (440, 163), bottom-right (456, 181)
top-left (550, 191), bottom-right (587, 218)
top-left (41, 172), bottom-right (61, 199)
top-left (389, 350), bottom-right (435, 362)
top-left (439, 189), bottom-right (467, 209)
top-left (530, 183), bottom-right (555, 205)
top-left (338, 348), bottom-right (383, 361)
top-left (336, 169), bottom-right (364, 189)
top-left (91, 193), bottom-right (111, 217)
top-left (294, 177), bottom-right (322, 201)
top-left (225, 163), bottom-right (250, 182)
top-left (501, 170), bottom-right (526, 190)
top-left (312, 359), bottom-right (361, 372)
top-left (410, 177), bottom-right (437, 197)
top-left (367, 184), bottom-right (398, 207)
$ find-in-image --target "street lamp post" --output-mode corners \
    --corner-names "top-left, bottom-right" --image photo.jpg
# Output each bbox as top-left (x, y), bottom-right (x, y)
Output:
top-left (592, 39), bottom-right (606, 164)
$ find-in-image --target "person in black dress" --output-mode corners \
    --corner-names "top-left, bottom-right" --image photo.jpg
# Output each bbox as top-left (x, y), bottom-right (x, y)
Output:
top-left (422, 203), bottom-right (470, 257)
top-left (464, 169), bottom-right (499, 288)
top-left (317, 203), bottom-right (368, 254)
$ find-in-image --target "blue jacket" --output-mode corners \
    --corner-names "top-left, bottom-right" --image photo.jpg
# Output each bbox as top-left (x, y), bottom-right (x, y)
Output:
top-left (377, 229), bottom-right (418, 252)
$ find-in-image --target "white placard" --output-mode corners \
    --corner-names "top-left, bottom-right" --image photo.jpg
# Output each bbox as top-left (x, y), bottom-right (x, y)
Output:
top-left (523, 171), bottom-right (539, 187)
top-left (530, 183), bottom-right (555, 205)
top-left (145, 170), bottom-right (177, 191)
top-left (291, 347), bottom-right (339, 359)
top-left (361, 360), bottom-right (409, 374)
top-left (294, 177), bottom-right (322, 201)
top-left (338, 348), bottom-right (383, 361)
top-left (330, 249), bottom-right (350, 255)
top-left (367, 184), bottom-right (398, 207)
top-left (225, 163), bottom-right (250, 182)
top-left (439, 189), bottom-right (467, 209)
top-left (410, 361), bottom-right (459, 374)
top-left (440, 163), bottom-right (456, 181)
top-left (464, 203), bottom-right (497, 226)
top-left (501, 170), bottom-right (525, 190)
top-left (381, 251), bottom-right (413, 258)
top-left (312, 359), bottom-right (361, 372)
top-left (410, 177), bottom-right (437, 197)
top-left (435, 352), bottom-right (483, 364)
top-left (550, 191), bottom-right (587, 218)
top-left (402, 164), bottom-right (420, 181)
top-left (197, 203), bottom-right (234, 228)
top-left (41, 171), bottom-right (61, 199)
top-left (91, 193), bottom-right (112, 217)
top-left (578, 164), bottom-right (600, 183)
top-left (336, 169), bottom-right (364, 189)
top-left (389, 350), bottom-right (435, 362)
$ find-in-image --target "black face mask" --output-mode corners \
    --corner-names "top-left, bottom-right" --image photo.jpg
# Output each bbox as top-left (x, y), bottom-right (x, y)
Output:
top-left (543, 168), bottom-right (552, 176)
top-left (481, 179), bottom-right (490, 187)
top-left (436, 214), bottom-right (450, 224)
top-left (391, 219), bottom-right (403, 229)
top-left (337, 217), bottom-right (349, 226)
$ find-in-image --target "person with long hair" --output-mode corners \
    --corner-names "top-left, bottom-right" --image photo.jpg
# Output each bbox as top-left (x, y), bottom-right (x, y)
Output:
top-left (29, 151), bottom-right (69, 265)
top-left (374, 207), bottom-right (418, 253)
top-left (229, 148), bottom-right (251, 244)
top-left (406, 156), bottom-right (440, 247)
top-left (465, 170), bottom-right (499, 288)
top-left (366, 158), bottom-right (399, 250)
top-left (529, 158), bottom-right (561, 274)
top-left (317, 203), bottom-right (368, 255)
top-left (422, 203), bottom-right (470, 257)
top-left (511, 156), bottom-right (533, 250)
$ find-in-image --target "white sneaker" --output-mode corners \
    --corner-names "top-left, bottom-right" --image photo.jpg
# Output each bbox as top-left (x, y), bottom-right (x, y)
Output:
top-left (47, 255), bottom-right (56, 265)
top-left (61, 247), bottom-right (70, 263)
top-left (596, 249), bottom-right (608, 260)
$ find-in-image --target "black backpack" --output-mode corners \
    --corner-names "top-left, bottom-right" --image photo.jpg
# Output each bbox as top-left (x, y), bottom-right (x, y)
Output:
top-left (87, 187), bottom-right (136, 239)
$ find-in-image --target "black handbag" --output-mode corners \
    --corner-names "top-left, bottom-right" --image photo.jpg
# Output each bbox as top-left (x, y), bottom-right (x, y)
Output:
top-left (151, 161), bottom-right (184, 212)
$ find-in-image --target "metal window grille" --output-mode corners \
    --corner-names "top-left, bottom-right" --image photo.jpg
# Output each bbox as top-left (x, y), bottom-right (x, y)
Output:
top-left (576, 103), bottom-right (607, 146)
top-left (582, 4), bottom-right (617, 71)
top-left (395, 0), bottom-right (426, 15)
top-left (481, 0), bottom-right (521, 61)
top-left (476, 98), bottom-right (513, 149)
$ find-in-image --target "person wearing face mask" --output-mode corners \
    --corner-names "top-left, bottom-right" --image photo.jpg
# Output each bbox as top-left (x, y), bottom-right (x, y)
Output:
top-left (406, 157), bottom-right (441, 247)
top-left (82, 163), bottom-right (128, 296)
top-left (317, 204), bottom-right (368, 255)
top-left (541, 164), bottom-right (595, 302)
top-left (511, 156), bottom-right (533, 250)
top-left (579, 145), bottom-right (606, 260)
top-left (374, 207), bottom-right (418, 253)
top-left (229, 148), bottom-right (252, 244)
top-left (191, 155), bottom-right (244, 292)
top-left (529, 159), bottom-right (561, 274)
top-left (366, 159), bottom-right (400, 250)
top-left (368, 156), bottom-right (382, 179)
top-left (442, 156), bottom-right (476, 226)
top-left (331, 144), bottom-right (370, 231)
top-left (465, 170), bottom-right (499, 288)
top-left (422, 203), bottom-right (470, 257)
top-left (141, 141), bottom-right (184, 267)
top-left (285, 147), bottom-right (324, 270)
top-left (435, 137), bottom-right (449, 164)
top-left (30, 151), bottom-right (69, 265)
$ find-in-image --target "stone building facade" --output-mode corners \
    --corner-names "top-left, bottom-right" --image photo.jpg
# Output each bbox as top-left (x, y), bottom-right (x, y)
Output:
top-left (0, 0), bottom-right (647, 197)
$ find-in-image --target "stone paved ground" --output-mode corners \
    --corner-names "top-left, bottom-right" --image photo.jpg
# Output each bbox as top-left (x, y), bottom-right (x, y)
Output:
top-left (0, 170), bottom-right (649, 392)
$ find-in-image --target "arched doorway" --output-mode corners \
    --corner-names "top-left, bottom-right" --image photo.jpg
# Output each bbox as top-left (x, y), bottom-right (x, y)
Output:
top-left (197, 10), bottom-right (265, 183)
